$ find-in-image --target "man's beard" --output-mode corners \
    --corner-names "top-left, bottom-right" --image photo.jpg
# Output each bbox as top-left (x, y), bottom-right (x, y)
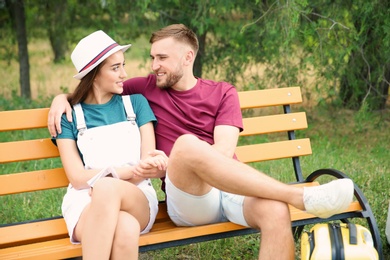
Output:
top-left (156, 71), bottom-right (183, 90)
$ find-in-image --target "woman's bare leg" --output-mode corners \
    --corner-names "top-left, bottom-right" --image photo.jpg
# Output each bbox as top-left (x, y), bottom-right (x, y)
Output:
top-left (74, 178), bottom-right (150, 259)
top-left (111, 211), bottom-right (141, 260)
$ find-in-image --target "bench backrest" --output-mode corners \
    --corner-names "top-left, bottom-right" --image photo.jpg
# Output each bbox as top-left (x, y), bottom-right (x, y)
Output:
top-left (0, 87), bottom-right (310, 247)
top-left (0, 87), bottom-right (310, 196)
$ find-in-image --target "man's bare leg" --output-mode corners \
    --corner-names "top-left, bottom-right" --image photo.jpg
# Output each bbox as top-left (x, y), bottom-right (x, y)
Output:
top-left (244, 197), bottom-right (294, 260)
top-left (168, 134), bottom-right (305, 209)
top-left (168, 134), bottom-right (354, 218)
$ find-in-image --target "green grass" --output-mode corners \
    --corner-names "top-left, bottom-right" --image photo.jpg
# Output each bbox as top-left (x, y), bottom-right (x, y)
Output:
top-left (1, 90), bottom-right (389, 258)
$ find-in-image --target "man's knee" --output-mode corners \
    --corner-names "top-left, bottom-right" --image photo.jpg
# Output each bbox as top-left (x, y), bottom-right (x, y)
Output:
top-left (271, 201), bottom-right (291, 222)
top-left (171, 134), bottom-right (203, 159)
top-left (174, 134), bottom-right (199, 148)
top-left (246, 198), bottom-right (291, 230)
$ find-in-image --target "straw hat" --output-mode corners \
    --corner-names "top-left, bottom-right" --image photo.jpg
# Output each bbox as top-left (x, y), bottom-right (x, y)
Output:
top-left (71, 30), bottom-right (131, 80)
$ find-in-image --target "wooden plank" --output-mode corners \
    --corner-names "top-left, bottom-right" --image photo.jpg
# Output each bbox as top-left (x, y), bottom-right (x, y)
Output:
top-left (0, 168), bottom-right (68, 196)
top-left (0, 182), bottom-right (363, 259)
top-left (240, 112), bottom-right (307, 136)
top-left (0, 201), bottom-right (363, 252)
top-left (0, 182), bottom-right (318, 248)
top-left (0, 108), bottom-right (49, 132)
top-left (141, 201), bottom-right (363, 246)
top-left (155, 202), bottom-right (169, 219)
top-left (0, 139), bottom-right (60, 164)
top-left (140, 222), bottom-right (246, 246)
top-left (0, 88), bottom-right (302, 132)
top-left (0, 238), bottom-right (81, 260)
top-left (238, 87), bottom-right (302, 109)
top-left (289, 201), bottom-right (362, 221)
top-left (0, 219), bottom-right (68, 249)
top-left (235, 138), bottom-right (312, 163)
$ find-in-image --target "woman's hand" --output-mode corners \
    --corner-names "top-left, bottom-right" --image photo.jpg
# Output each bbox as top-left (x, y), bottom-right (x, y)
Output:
top-left (133, 150), bottom-right (168, 178)
top-left (48, 94), bottom-right (72, 137)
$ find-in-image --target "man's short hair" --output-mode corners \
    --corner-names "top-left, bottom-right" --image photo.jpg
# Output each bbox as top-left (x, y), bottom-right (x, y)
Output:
top-left (150, 24), bottom-right (199, 55)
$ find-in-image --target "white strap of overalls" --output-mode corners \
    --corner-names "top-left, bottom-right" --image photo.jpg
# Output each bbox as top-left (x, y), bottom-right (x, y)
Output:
top-left (73, 96), bottom-right (136, 134)
top-left (122, 96), bottom-right (136, 124)
top-left (74, 103), bottom-right (87, 134)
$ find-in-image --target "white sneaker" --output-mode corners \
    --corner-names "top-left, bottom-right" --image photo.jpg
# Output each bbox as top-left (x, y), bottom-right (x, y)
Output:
top-left (303, 178), bottom-right (354, 219)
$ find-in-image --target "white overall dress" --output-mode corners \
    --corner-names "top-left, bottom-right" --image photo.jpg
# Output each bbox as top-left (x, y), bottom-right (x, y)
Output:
top-left (61, 96), bottom-right (158, 244)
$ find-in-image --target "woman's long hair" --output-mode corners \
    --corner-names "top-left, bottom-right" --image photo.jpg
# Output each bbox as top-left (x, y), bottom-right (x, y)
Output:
top-left (68, 62), bottom-right (105, 105)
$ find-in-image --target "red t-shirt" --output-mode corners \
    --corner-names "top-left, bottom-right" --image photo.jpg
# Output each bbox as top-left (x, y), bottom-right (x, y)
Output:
top-left (122, 74), bottom-right (243, 156)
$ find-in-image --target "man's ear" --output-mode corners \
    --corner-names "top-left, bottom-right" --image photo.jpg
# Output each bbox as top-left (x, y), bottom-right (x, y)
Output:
top-left (184, 49), bottom-right (195, 65)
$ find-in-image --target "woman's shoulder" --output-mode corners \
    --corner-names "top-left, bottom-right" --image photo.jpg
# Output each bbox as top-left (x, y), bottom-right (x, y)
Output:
top-left (128, 93), bottom-right (148, 103)
top-left (121, 94), bottom-right (150, 111)
top-left (114, 93), bottom-right (145, 103)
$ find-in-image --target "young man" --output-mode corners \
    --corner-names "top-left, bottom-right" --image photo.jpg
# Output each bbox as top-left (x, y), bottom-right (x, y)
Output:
top-left (48, 24), bottom-right (353, 259)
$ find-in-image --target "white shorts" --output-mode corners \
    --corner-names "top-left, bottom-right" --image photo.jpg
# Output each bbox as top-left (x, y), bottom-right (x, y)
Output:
top-left (165, 173), bottom-right (249, 227)
top-left (62, 179), bottom-right (158, 244)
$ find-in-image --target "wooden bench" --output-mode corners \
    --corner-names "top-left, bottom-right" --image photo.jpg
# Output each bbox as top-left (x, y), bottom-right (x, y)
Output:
top-left (0, 87), bottom-right (383, 259)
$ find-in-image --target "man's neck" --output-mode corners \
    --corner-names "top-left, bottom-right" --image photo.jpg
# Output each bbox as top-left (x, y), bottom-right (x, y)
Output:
top-left (172, 76), bottom-right (198, 91)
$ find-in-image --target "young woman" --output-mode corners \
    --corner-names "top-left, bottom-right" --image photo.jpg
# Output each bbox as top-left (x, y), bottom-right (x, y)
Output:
top-left (54, 30), bottom-right (167, 260)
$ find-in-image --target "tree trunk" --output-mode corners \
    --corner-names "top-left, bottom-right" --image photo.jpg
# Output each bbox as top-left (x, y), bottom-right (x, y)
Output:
top-left (193, 30), bottom-right (206, 78)
top-left (7, 0), bottom-right (31, 99)
top-left (379, 63), bottom-right (390, 110)
top-left (46, 1), bottom-right (69, 63)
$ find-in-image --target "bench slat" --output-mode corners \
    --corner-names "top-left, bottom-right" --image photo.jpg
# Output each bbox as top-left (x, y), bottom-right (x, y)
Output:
top-left (0, 219), bottom-right (68, 249)
top-left (0, 138), bottom-right (59, 163)
top-left (0, 168), bottom-right (68, 196)
top-left (0, 238), bottom-right (81, 260)
top-left (238, 87), bottom-right (302, 109)
top-left (0, 200), bottom-right (363, 260)
top-left (0, 139), bottom-right (311, 195)
top-left (289, 201), bottom-right (362, 221)
top-left (241, 112), bottom-right (307, 136)
top-left (0, 108), bottom-right (49, 132)
top-left (1, 183), bottom-right (319, 248)
top-left (0, 113), bottom-right (309, 164)
top-left (235, 139), bottom-right (312, 163)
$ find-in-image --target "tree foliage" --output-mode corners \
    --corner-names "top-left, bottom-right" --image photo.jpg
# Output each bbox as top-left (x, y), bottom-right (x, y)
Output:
top-left (1, 0), bottom-right (388, 110)
top-left (295, 0), bottom-right (390, 109)
top-left (337, 0), bottom-right (390, 110)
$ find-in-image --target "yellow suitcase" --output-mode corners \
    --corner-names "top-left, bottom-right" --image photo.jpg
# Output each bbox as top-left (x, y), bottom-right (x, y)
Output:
top-left (301, 223), bottom-right (378, 260)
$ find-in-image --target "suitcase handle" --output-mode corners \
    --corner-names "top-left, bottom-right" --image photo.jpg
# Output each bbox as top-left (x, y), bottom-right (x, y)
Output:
top-left (348, 222), bottom-right (358, 245)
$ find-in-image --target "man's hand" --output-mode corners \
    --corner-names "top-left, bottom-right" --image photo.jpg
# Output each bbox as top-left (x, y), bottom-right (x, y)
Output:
top-left (48, 94), bottom-right (72, 137)
top-left (133, 150), bottom-right (168, 179)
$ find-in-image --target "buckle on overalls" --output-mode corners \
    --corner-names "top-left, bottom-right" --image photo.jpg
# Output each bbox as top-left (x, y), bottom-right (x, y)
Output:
top-left (127, 115), bottom-right (136, 125)
top-left (78, 123), bottom-right (87, 136)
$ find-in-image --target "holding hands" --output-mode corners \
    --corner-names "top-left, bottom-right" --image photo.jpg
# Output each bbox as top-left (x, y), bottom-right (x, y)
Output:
top-left (133, 150), bottom-right (168, 179)
top-left (93, 150), bottom-right (168, 188)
